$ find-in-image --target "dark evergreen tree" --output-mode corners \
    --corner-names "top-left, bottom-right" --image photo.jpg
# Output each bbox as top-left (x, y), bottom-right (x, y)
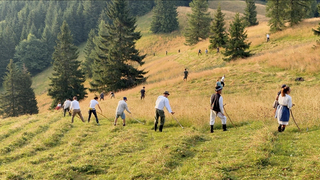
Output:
top-left (209, 4), bottom-right (227, 50)
top-left (128, 0), bottom-right (154, 16)
top-left (14, 33), bottom-right (50, 75)
top-left (175, 0), bottom-right (193, 6)
top-left (266, 0), bottom-right (287, 32)
top-left (244, 0), bottom-right (259, 27)
top-left (312, 20), bottom-right (320, 45)
top-left (287, 0), bottom-right (313, 26)
top-left (16, 68), bottom-right (38, 115)
top-left (184, 0), bottom-right (212, 45)
top-left (0, 60), bottom-right (20, 117)
top-left (150, 0), bottom-right (179, 33)
top-left (82, 29), bottom-right (97, 78)
top-left (48, 21), bottom-right (87, 107)
top-left (223, 13), bottom-right (251, 61)
top-left (90, 0), bottom-right (147, 92)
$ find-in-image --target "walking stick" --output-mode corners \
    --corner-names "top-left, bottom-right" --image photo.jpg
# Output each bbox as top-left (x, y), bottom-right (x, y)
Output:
top-left (172, 115), bottom-right (184, 129)
top-left (290, 109), bottom-right (301, 132)
top-left (223, 105), bottom-right (237, 129)
top-left (96, 111), bottom-right (108, 119)
top-left (129, 114), bottom-right (145, 125)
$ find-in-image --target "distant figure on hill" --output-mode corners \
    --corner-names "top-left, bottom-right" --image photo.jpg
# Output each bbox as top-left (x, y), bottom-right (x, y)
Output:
top-left (110, 92), bottom-right (115, 99)
top-left (63, 98), bottom-right (72, 117)
top-left (140, 87), bottom-right (146, 100)
top-left (217, 47), bottom-right (220, 53)
top-left (100, 92), bottom-right (104, 101)
top-left (114, 97), bottom-right (131, 126)
top-left (166, 51), bottom-right (168, 55)
top-left (266, 34), bottom-right (270, 42)
top-left (154, 52), bottom-right (156, 56)
top-left (273, 84), bottom-right (286, 115)
top-left (183, 69), bottom-right (189, 81)
top-left (70, 96), bottom-right (85, 123)
top-left (275, 86), bottom-right (293, 132)
top-left (178, 49), bottom-right (180, 53)
top-left (221, 75), bottom-right (225, 87)
top-left (198, 49), bottom-right (202, 56)
top-left (154, 91), bottom-right (175, 132)
top-left (216, 77), bottom-right (222, 88)
top-left (55, 102), bottom-right (61, 110)
top-left (88, 96), bottom-right (102, 125)
top-left (205, 49), bottom-right (208, 54)
top-left (210, 86), bottom-right (227, 133)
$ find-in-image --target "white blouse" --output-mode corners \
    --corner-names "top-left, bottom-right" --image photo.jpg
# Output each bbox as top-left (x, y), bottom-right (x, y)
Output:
top-left (278, 94), bottom-right (292, 109)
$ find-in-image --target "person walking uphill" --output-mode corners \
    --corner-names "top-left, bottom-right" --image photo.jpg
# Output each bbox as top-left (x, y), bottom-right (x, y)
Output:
top-left (140, 87), bottom-right (146, 100)
top-left (275, 86), bottom-right (293, 132)
top-left (88, 97), bottom-right (102, 125)
top-left (210, 86), bottom-right (227, 133)
top-left (184, 69), bottom-right (189, 81)
top-left (154, 91), bottom-right (175, 132)
top-left (70, 96), bottom-right (85, 123)
top-left (114, 97), bottom-right (131, 126)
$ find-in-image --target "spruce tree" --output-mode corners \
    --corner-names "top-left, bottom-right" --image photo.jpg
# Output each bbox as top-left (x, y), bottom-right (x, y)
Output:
top-left (0, 60), bottom-right (20, 117)
top-left (90, 0), bottom-right (147, 92)
top-left (16, 68), bottom-right (38, 115)
top-left (209, 4), bottom-right (227, 51)
top-left (244, 0), bottom-right (259, 27)
top-left (48, 21), bottom-right (87, 107)
top-left (82, 29), bottom-right (96, 78)
top-left (223, 13), bottom-right (251, 61)
top-left (312, 20), bottom-right (320, 45)
top-left (150, 0), bottom-right (179, 33)
top-left (184, 0), bottom-right (212, 45)
top-left (287, 0), bottom-right (313, 26)
top-left (266, 0), bottom-right (287, 32)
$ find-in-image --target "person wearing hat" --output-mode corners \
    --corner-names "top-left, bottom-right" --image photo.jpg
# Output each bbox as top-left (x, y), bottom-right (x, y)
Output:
top-left (273, 84), bottom-right (287, 115)
top-left (154, 91), bottom-right (175, 132)
top-left (114, 97), bottom-right (131, 126)
top-left (210, 86), bottom-right (227, 133)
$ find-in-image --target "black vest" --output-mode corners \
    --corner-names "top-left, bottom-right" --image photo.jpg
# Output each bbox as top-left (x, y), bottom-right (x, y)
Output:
top-left (211, 93), bottom-right (221, 112)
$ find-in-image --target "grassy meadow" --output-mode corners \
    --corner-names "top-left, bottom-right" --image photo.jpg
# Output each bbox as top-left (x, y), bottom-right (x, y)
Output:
top-left (2, 2), bottom-right (320, 179)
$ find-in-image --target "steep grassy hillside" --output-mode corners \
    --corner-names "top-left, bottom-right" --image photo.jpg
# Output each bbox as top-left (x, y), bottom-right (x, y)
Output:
top-left (4, 2), bottom-right (320, 179)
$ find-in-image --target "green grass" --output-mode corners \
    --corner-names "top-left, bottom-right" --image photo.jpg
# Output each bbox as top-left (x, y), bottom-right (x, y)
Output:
top-left (0, 114), bottom-right (320, 179)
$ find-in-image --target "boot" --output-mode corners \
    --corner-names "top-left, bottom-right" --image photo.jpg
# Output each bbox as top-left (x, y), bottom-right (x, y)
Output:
top-left (281, 126), bottom-right (285, 132)
top-left (159, 125), bottom-right (163, 132)
top-left (210, 125), bottom-right (214, 133)
top-left (278, 124), bottom-right (282, 132)
top-left (154, 123), bottom-right (158, 131)
top-left (223, 124), bottom-right (227, 131)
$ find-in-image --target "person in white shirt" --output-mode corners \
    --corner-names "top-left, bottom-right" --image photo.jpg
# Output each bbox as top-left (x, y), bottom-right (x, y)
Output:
top-left (221, 75), bottom-right (225, 87)
top-left (88, 97), bottom-right (102, 125)
top-left (267, 33), bottom-right (270, 42)
top-left (275, 87), bottom-right (293, 132)
top-left (70, 96), bottom-right (85, 123)
top-left (63, 98), bottom-right (72, 117)
top-left (210, 86), bottom-right (227, 133)
top-left (154, 91), bottom-right (175, 132)
top-left (114, 97), bottom-right (131, 126)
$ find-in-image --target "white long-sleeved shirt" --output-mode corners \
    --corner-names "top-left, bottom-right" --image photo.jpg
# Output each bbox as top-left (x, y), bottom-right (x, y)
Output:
top-left (278, 94), bottom-right (292, 109)
top-left (116, 100), bottom-right (131, 115)
top-left (63, 100), bottom-right (71, 109)
top-left (70, 100), bottom-right (80, 110)
top-left (221, 76), bottom-right (225, 82)
top-left (210, 94), bottom-right (224, 114)
top-left (155, 96), bottom-right (172, 113)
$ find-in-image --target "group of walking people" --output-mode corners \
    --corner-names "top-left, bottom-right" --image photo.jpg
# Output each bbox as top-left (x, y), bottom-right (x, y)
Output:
top-left (60, 74), bottom-right (293, 133)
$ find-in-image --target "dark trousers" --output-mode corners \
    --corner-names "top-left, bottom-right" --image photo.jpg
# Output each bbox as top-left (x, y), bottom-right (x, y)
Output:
top-left (221, 82), bottom-right (225, 87)
top-left (88, 109), bottom-right (99, 123)
top-left (64, 108), bottom-right (71, 117)
top-left (155, 109), bottom-right (165, 126)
